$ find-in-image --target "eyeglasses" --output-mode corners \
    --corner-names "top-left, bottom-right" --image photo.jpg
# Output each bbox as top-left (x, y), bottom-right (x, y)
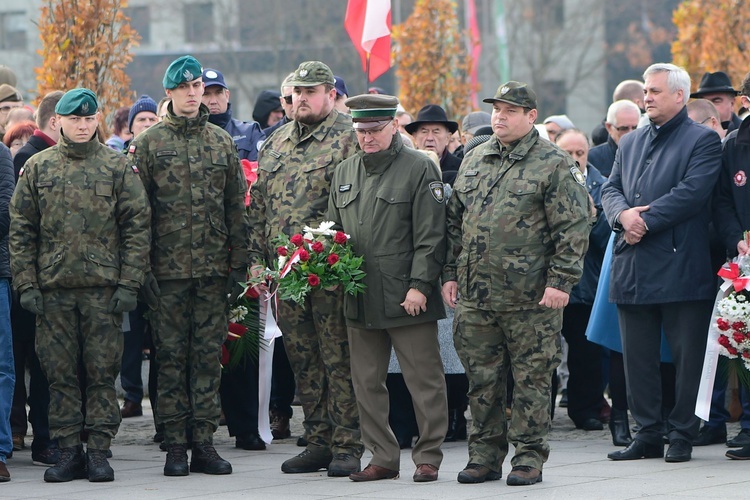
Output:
top-left (0, 104), bottom-right (20, 113)
top-left (354, 121), bottom-right (392, 137)
top-left (613, 125), bottom-right (638, 133)
top-left (282, 95), bottom-right (293, 105)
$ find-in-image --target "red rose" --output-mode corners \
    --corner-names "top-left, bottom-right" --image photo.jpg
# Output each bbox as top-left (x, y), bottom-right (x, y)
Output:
top-left (299, 249), bottom-right (310, 262)
top-left (277, 246), bottom-right (288, 256)
top-left (732, 321), bottom-right (746, 331)
top-left (734, 332), bottom-right (746, 344)
top-left (728, 346), bottom-right (739, 356)
top-left (333, 231), bottom-right (348, 244)
top-left (743, 351), bottom-right (750, 359)
top-left (717, 318), bottom-right (730, 331)
top-left (308, 274), bottom-right (320, 286)
top-left (221, 344), bottom-right (230, 366)
top-left (311, 241), bottom-right (325, 253)
top-left (719, 335), bottom-right (732, 348)
top-left (327, 253), bottom-right (340, 266)
top-left (290, 234), bottom-right (304, 247)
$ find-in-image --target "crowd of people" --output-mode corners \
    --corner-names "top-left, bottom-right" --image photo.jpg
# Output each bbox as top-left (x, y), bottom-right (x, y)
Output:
top-left (0, 55), bottom-right (748, 490)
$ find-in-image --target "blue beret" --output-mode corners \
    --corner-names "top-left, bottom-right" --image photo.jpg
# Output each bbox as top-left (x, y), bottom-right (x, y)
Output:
top-left (55, 88), bottom-right (98, 116)
top-left (163, 55), bottom-right (203, 90)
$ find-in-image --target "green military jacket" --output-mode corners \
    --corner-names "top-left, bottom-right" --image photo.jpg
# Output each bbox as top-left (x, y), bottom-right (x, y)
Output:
top-left (443, 127), bottom-right (590, 311)
top-left (249, 109), bottom-right (357, 267)
top-left (10, 134), bottom-right (151, 292)
top-left (128, 104), bottom-right (249, 280)
top-left (328, 134), bottom-right (446, 329)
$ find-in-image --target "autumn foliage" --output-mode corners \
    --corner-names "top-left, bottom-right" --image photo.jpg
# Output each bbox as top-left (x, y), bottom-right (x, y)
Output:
top-left (35, 0), bottom-right (139, 121)
top-left (671, 0), bottom-right (750, 92)
top-left (392, 0), bottom-right (474, 121)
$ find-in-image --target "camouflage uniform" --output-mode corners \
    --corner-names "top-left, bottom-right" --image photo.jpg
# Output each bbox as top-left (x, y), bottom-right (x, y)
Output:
top-left (444, 127), bottom-right (590, 472)
top-left (128, 103), bottom-right (249, 445)
top-left (249, 109), bottom-right (362, 457)
top-left (9, 135), bottom-right (151, 450)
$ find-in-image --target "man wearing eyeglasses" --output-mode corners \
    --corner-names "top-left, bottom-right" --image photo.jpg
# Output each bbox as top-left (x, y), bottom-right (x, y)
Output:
top-left (328, 94), bottom-right (448, 483)
top-left (0, 84), bottom-right (23, 142)
top-left (588, 99), bottom-right (641, 177)
top-left (263, 73), bottom-right (294, 138)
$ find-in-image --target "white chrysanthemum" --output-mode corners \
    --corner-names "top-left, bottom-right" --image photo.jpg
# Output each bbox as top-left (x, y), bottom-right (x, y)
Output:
top-left (738, 294), bottom-right (747, 302)
top-left (229, 305), bottom-right (248, 323)
top-left (303, 221), bottom-right (338, 236)
top-left (278, 255), bottom-right (288, 268)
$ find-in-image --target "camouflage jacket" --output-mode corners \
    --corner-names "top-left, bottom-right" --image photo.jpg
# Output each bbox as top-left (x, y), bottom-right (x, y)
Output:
top-left (328, 133), bottom-right (446, 329)
top-left (443, 127), bottom-right (590, 311)
top-left (128, 104), bottom-right (249, 280)
top-left (249, 109), bottom-right (357, 267)
top-left (10, 135), bottom-right (151, 292)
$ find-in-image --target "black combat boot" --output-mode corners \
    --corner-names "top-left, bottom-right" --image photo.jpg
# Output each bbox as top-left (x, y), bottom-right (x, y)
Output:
top-left (190, 441), bottom-right (232, 474)
top-left (87, 448), bottom-right (114, 482)
top-left (164, 444), bottom-right (189, 476)
top-left (43, 444), bottom-right (87, 482)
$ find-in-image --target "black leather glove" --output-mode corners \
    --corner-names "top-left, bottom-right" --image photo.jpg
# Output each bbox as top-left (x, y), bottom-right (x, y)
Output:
top-left (226, 268), bottom-right (247, 304)
top-left (107, 286), bottom-right (138, 314)
top-left (140, 272), bottom-right (160, 310)
top-left (20, 289), bottom-right (44, 315)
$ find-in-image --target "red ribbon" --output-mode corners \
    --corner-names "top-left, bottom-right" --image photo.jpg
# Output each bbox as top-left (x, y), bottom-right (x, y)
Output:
top-left (718, 262), bottom-right (750, 292)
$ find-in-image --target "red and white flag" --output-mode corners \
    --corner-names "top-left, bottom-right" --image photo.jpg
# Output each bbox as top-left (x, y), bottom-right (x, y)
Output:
top-left (345, 0), bottom-right (392, 82)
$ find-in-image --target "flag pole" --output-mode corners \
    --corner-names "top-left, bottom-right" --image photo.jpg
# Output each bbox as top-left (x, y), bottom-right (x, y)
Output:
top-left (365, 52), bottom-right (371, 89)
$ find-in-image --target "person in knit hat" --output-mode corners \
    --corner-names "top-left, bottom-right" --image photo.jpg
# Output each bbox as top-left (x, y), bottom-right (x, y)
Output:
top-left (252, 90), bottom-right (283, 129)
top-left (120, 95), bottom-right (158, 154)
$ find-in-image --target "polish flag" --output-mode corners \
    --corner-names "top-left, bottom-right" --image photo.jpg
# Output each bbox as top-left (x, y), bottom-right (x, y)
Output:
top-left (345, 0), bottom-right (392, 82)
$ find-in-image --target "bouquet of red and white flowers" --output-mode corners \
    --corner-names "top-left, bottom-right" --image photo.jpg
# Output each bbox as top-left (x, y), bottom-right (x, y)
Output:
top-left (266, 221), bottom-right (366, 303)
top-left (714, 254), bottom-right (750, 387)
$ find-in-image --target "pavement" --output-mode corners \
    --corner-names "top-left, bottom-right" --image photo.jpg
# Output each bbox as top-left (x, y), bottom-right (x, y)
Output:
top-left (3, 398), bottom-right (749, 500)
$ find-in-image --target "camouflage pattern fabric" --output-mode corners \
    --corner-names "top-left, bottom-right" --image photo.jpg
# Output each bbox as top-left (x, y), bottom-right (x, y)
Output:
top-left (151, 278), bottom-right (227, 445)
top-left (35, 286), bottom-right (123, 450)
top-left (249, 110), bottom-right (362, 455)
top-left (10, 136), bottom-right (151, 293)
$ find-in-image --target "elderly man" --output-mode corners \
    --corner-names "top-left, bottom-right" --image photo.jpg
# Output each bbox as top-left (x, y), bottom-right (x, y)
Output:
top-left (588, 100), bottom-right (641, 176)
top-left (690, 71), bottom-right (742, 133)
top-left (542, 114), bottom-right (574, 143)
top-left (406, 104), bottom-right (461, 185)
top-left (603, 63), bottom-right (722, 463)
top-left (328, 94), bottom-right (448, 483)
top-left (442, 81), bottom-right (590, 486)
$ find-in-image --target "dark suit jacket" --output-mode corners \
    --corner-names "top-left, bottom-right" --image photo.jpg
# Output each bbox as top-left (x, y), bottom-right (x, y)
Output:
top-left (13, 134), bottom-right (51, 180)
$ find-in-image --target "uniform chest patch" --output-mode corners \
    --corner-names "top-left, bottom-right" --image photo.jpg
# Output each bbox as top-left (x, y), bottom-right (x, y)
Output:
top-left (156, 150), bottom-right (177, 157)
top-left (266, 149), bottom-right (282, 159)
top-left (735, 170), bottom-right (747, 187)
top-left (131, 165), bottom-right (139, 174)
top-left (339, 184), bottom-right (352, 192)
top-left (37, 180), bottom-right (53, 188)
top-left (570, 166), bottom-right (586, 186)
top-left (464, 170), bottom-right (478, 177)
top-left (429, 181), bottom-right (445, 203)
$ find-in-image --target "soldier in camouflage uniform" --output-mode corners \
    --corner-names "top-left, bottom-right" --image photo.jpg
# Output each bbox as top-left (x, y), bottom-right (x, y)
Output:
top-left (128, 55), bottom-right (249, 477)
top-left (441, 81), bottom-right (590, 486)
top-left (9, 88), bottom-right (151, 483)
top-left (249, 61), bottom-right (363, 476)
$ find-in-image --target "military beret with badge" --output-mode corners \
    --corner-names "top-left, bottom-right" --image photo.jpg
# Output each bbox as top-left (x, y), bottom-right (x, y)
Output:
top-left (163, 55), bottom-right (203, 90)
top-left (55, 88), bottom-right (98, 116)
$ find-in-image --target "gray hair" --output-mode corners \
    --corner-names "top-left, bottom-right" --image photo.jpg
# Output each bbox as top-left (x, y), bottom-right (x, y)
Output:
top-left (643, 63), bottom-right (691, 105)
top-left (606, 99), bottom-right (641, 126)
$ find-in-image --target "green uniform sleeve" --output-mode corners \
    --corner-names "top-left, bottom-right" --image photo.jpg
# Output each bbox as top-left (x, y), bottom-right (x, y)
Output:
top-left (114, 158), bottom-right (152, 288)
top-left (225, 146), bottom-right (250, 270)
top-left (9, 164), bottom-right (40, 292)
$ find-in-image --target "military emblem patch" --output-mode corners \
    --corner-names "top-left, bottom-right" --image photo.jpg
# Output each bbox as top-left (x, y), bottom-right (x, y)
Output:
top-left (183, 69), bottom-right (194, 81)
top-left (205, 70), bottom-right (218, 79)
top-left (735, 170), bottom-right (747, 187)
top-left (131, 165), bottom-right (139, 174)
top-left (500, 86), bottom-right (510, 95)
top-left (81, 102), bottom-right (89, 114)
top-left (128, 144), bottom-right (136, 154)
top-left (570, 166), bottom-right (586, 186)
top-left (429, 181), bottom-right (445, 203)
top-left (300, 69), bottom-right (308, 77)
top-left (18, 167), bottom-right (23, 177)
top-left (339, 184), bottom-right (352, 192)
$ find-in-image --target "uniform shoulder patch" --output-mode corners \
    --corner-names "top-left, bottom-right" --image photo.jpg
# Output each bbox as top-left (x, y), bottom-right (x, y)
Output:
top-left (128, 144), bottom-right (136, 154)
top-left (18, 167), bottom-right (23, 177)
top-left (429, 181), bottom-right (445, 203)
top-left (131, 165), bottom-right (139, 174)
top-left (339, 184), bottom-right (352, 192)
top-left (570, 165), bottom-right (586, 186)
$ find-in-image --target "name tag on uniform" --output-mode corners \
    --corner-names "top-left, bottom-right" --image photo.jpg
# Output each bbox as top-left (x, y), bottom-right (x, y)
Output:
top-left (339, 184), bottom-right (352, 192)
top-left (37, 180), bottom-right (53, 188)
top-left (464, 170), bottom-right (478, 177)
top-left (156, 150), bottom-right (177, 157)
top-left (267, 150), bottom-right (282, 159)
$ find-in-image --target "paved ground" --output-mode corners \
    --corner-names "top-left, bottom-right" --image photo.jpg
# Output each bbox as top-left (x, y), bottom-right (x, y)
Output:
top-left (3, 397), bottom-right (749, 500)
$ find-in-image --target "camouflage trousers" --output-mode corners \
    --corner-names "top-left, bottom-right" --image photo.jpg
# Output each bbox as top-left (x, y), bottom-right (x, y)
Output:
top-left (277, 286), bottom-right (362, 457)
top-left (150, 277), bottom-right (227, 445)
top-left (35, 286), bottom-right (122, 450)
top-left (453, 302), bottom-right (562, 471)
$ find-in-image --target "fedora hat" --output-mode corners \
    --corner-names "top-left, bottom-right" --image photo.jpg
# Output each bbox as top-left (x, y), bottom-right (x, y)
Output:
top-left (404, 104), bottom-right (459, 135)
top-left (690, 71), bottom-right (738, 98)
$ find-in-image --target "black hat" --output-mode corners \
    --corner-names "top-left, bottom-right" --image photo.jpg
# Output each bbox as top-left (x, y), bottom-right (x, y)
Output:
top-left (690, 71), bottom-right (738, 98)
top-left (404, 104), bottom-right (458, 135)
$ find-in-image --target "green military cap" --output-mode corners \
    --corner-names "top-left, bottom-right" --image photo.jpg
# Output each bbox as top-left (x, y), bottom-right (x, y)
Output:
top-left (287, 61), bottom-right (335, 87)
top-left (0, 84), bottom-right (21, 103)
top-left (163, 55), bottom-right (203, 89)
top-left (346, 94), bottom-right (398, 129)
top-left (483, 81), bottom-right (537, 110)
top-left (55, 88), bottom-right (98, 116)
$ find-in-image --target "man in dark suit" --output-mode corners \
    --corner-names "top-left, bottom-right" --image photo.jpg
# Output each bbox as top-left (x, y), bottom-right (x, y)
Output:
top-left (602, 63), bottom-right (722, 463)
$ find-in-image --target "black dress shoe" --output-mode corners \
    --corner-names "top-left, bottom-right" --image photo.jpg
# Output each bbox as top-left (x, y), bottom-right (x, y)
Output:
top-left (236, 433), bottom-right (266, 451)
top-left (727, 428), bottom-right (750, 447)
top-left (608, 439), bottom-right (663, 460)
top-left (608, 408), bottom-right (632, 447)
top-left (577, 418), bottom-right (604, 431)
top-left (726, 445), bottom-right (750, 460)
top-left (692, 425), bottom-right (726, 446)
top-left (665, 439), bottom-right (692, 462)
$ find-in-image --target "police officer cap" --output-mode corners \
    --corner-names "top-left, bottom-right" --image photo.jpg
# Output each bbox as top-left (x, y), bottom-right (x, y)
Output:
top-left (163, 55), bottom-right (203, 90)
top-left (55, 88), bottom-right (99, 116)
top-left (287, 61), bottom-right (335, 87)
top-left (483, 81), bottom-right (537, 110)
top-left (202, 68), bottom-right (228, 89)
top-left (346, 94), bottom-right (398, 129)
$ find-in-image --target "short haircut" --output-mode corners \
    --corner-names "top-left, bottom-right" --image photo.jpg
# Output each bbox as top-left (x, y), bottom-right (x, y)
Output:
top-left (606, 99), bottom-right (641, 125)
top-left (643, 63), bottom-right (691, 105)
top-left (613, 79), bottom-right (644, 102)
top-left (3, 119), bottom-right (37, 148)
top-left (554, 127), bottom-right (590, 146)
top-left (112, 106), bottom-right (130, 135)
top-left (687, 98), bottom-right (720, 123)
top-left (740, 71), bottom-right (750, 97)
top-left (280, 72), bottom-right (295, 95)
top-left (37, 90), bottom-right (64, 129)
